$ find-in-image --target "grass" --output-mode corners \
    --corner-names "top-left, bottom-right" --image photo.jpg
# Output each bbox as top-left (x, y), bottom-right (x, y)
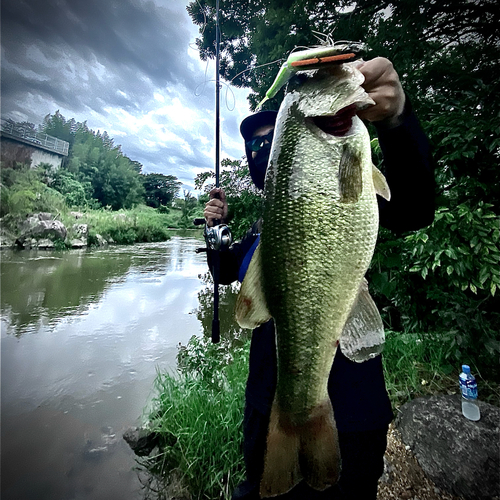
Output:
top-left (383, 330), bottom-right (500, 409)
top-left (60, 205), bottom-right (203, 246)
top-left (141, 331), bottom-right (499, 500)
top-left (141, 335), bottom-right (249, 500)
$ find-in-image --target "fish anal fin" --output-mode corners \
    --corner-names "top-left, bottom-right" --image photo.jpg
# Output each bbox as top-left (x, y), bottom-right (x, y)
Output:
top-left (260, 400), bottom-right (340, 498)
top-left (372, 165), bottom-right (391, 201)
top-left (341, 278), bottom-right (385, 362)
top-left (339, 143), bottom-right (363, 203)
top-left (235, 243), bottom-right (271, 329)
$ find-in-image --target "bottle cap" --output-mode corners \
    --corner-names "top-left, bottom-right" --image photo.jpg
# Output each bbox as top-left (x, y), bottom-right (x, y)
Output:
top-left (462, 365), bottom-right (471, 373)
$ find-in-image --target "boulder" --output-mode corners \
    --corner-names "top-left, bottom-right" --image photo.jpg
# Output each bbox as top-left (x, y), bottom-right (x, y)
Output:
top-left (95, 234), bottom-right (108, 246)
top-left (123, 427), bottom-right (165, 457)
top-left (69, 223), bottom-right (88, 248)
top-left (396, 395), bottom-right (500, 500)
top-left (36, 238), bottom-right (55, 249)
top-left (70, 211), bottom-right (84, 219)
top-left (16, 219), bottom-right (67, 247)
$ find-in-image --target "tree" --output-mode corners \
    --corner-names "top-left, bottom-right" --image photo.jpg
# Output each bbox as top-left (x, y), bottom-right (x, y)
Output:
top-left (42, 110), bottom-right (80, 148)
top-left (195, 158), bottom-right (263, 239)
top-left (142, 173), bottom-right (182, 208)
top-left (188, 0), bottom-right (500, 368)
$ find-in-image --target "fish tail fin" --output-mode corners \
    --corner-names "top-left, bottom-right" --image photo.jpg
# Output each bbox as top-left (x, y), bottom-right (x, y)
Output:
top-left (259, 400), bottom-right (340, 498)
top-left (260, 403), bottom-right (302, 497)
top-left (299, 399), bottom-right (341, 491)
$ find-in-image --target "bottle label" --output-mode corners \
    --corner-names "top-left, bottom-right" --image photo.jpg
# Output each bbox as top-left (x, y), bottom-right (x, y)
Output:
top-left (459, 378), bottom-right (478, 399)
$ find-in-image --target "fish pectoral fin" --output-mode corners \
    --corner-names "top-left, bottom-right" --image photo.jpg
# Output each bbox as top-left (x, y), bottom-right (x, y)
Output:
top-left (339, 143), bottom-right (363, 203)
top-left (340, 278), bottom-right (385, 362)
top-left (372, 165), bottom-right (391, 201)
top-left (235, 242), bottom-right (271, 329)
top-left (260, 400), bottom-right (340, 498)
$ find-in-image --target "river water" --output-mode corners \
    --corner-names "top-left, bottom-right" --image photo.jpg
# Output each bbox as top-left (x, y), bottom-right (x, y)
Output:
top-left (1, 235), bottom-right (214, 500)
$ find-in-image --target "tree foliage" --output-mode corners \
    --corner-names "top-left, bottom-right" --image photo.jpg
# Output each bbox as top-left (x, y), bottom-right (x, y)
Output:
top-left (142, 173), bottom-right (181, 208)
top-left (195, 158), bottom-right (263, 239)
top-left (188, 0), bottom-right (500, 369)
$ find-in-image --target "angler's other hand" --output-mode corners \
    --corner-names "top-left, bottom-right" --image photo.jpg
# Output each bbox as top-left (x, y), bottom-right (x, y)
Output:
top-left (357, 57), bottom-right (406, 127)
top-left (204, 188), bottom-right (228, 227)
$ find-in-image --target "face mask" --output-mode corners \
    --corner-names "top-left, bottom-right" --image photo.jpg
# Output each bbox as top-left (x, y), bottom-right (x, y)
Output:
top-left (250, 142), bottom-right (271, 190)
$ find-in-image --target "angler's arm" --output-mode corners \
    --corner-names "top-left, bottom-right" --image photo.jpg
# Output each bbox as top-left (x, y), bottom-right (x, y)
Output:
top-left (204, 188), bottom-right (260, 284)
top-left (357, 57), bottom-right (435, 232)
top-left (206, 224), bottom-right (260, 285)
top-left (374, 97), bottom-right (436, 232)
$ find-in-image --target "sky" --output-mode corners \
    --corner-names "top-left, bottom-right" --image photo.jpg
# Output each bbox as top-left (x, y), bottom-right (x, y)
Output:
top-left (0, 0), bottom-right (252, 192)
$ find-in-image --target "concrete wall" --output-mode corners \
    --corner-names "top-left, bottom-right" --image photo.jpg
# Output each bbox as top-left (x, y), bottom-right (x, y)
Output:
top-left (1, 136), bottom-right (64, 170)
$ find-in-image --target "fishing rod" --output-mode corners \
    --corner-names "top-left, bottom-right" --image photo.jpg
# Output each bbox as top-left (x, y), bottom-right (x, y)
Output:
top-left (194, 0), bottom-right (232, 344)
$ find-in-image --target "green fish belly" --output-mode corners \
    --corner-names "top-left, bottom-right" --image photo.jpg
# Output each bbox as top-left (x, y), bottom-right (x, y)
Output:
top-left (261, 101), bottom-right (379, 423)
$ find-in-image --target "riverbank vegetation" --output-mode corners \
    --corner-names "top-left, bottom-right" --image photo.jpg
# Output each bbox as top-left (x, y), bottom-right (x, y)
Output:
top-left (142, 329), bottom-right (499, 500)
top-left (138, 1), bottom-right (498, 498)
top-left (1, 112), bottom-right (206, 245)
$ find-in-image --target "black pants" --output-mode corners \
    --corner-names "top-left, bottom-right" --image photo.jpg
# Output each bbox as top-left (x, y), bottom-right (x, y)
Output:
top-left (232, 403), bottom-right (388, 500)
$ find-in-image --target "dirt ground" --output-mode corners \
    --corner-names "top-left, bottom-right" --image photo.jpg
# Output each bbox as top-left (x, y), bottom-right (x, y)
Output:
top-left (157, 423), bottom-right (469, 500)
top-left (378, 424), bottom-right (464, 500)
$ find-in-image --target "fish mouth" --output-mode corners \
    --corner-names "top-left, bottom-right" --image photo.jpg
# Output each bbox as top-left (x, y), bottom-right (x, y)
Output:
top-left (312, 104), bottom-right (358, 137)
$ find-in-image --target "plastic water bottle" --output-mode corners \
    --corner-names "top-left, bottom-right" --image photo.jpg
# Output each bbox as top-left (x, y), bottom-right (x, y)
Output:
top-left (459, 365), bottom-right (480, 421)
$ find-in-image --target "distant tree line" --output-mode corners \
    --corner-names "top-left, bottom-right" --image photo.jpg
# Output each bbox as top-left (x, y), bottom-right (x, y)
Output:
top-left (2, 111), bottom-right (182, 211)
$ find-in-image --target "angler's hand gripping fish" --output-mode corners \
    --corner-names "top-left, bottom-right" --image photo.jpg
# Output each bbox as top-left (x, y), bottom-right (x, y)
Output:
top-left (236, 46), bottom-right (391, 498)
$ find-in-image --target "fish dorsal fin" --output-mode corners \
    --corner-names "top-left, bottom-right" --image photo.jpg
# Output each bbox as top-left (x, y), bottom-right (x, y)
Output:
top-left (340, 278), bottom-right (385, 362)
top-left (235, 242), bottom-right (272, 329)
top-left (372, 165), bottom-right (391, 201)
top-left (338, 143), bottom-right (363, 203)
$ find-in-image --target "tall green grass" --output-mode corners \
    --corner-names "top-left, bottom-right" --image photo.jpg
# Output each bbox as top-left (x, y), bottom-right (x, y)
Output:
top-left (142, 336), bottom-right (249, 500)
top-left (383, 331), bottom-right (499, 408)
top-left (141, 331), bottom-right (499, 499)
top-left (59, 205), bottom-right (204, 245)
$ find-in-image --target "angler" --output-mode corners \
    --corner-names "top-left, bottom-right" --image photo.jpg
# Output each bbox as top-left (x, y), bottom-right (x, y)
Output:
top-left (204, 46), bottom-right (435, 499)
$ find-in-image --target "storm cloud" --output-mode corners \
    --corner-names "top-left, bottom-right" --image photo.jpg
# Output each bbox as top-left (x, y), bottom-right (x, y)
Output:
top-left (1, 0), bottom-right (251, 190)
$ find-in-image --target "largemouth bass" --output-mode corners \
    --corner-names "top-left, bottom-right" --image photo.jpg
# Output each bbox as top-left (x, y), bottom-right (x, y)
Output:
top-left (236, 59), bottom-right (390, 497)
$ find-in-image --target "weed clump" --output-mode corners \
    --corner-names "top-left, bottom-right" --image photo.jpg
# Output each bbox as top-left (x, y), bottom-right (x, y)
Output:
top-left (142, 335), bottom-right (249, 500)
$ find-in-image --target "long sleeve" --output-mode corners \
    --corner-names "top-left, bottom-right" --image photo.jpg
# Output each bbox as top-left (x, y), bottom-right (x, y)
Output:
top-left (375, 98), bottom-right (436, 233)
top-left (206, 220), bottom-right (261, 285)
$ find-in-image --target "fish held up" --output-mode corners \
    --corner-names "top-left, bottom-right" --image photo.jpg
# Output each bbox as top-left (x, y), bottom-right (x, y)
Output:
top-left (236, 56), bottom-right (391, 498)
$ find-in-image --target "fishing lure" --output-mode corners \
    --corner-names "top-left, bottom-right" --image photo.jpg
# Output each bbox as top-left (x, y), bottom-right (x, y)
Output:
top-left (257, 42), bottom-right (365, 108)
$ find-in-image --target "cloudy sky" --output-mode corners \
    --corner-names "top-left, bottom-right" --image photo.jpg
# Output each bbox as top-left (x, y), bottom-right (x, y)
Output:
top-left (1, 0), bottom-right (252, 192)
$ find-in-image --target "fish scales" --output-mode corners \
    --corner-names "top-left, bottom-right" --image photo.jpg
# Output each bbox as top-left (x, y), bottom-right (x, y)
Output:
top-left (236, 61), bottom-right (390, 497)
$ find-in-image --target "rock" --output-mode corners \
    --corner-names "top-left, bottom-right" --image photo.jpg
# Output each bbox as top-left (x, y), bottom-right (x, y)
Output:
top-left (16, 219), bottom-right (67, 247)
top-left (123, 426), bottom-right (177, 457)
top-left (69, 224), bottom-right (88, 248)
top-left (70, 211), bottom-right (84, 219)
top-left (37, 212), bottom-right (53, 221)
top-left (37, 238), bottom-right (55, 249)
top-left (95, 234), bottom-right (107, 246)
top-left (72, 223), bottom-right (88, 237)
top-left (69, 239), bottom-right (86, 248)
top-left (396, 395), bottom-right (500, 500)
top-left (123, 427), bottom-right (163, 457)
top-left (0, 234), bottom-right (15, 248)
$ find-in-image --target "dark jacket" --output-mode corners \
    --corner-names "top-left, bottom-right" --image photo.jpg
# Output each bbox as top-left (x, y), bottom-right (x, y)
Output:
top-left (208, 100), bottom-right (435, 432)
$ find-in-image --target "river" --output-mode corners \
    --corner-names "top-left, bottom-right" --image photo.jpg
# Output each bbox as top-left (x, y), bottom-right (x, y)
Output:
top-left (1, 235), bottom-right (215, 500)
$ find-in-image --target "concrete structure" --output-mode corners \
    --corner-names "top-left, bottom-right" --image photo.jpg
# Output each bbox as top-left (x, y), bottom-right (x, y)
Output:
top-left (0, 119), bottom-right (69, 170)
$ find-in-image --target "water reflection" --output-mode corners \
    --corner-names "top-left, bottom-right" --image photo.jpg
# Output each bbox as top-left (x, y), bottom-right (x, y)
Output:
top-left (1, 236), bottom-right (209, 500)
